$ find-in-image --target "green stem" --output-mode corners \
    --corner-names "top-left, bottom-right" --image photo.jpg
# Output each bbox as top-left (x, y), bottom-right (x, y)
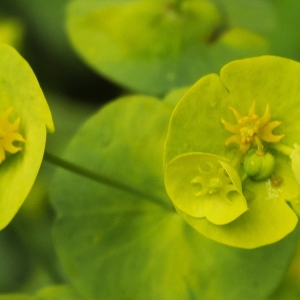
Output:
top-left (271, 143), bottom-right (294, 156)
top-left (43, 152), bottom-right (172, 211)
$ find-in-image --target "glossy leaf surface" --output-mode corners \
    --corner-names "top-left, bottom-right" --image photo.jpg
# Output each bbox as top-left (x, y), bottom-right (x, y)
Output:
top-left (66, 0), bottom-right (269, 95)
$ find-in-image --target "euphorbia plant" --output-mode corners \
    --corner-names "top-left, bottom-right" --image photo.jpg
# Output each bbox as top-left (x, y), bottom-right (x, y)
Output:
top-left (48, 57), bottom-right (300, 300)
top-left (164, 55), bottom-right (300, 248)
top-left (3, 0), bottom-right (300, 298)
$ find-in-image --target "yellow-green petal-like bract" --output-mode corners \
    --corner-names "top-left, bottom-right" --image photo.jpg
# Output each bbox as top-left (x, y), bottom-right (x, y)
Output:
top-left (165, 152), bottom-right (248, 225)
top-left (0, 43), bottom-right (54, 229)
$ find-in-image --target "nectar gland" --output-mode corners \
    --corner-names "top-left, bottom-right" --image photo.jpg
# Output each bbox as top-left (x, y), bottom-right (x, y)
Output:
top-left (221, 102), bottom-right (284, 155)
top-left (191, 163), bottom-right (231, 197)
top-left (0, 108), bottom-right (25, 163)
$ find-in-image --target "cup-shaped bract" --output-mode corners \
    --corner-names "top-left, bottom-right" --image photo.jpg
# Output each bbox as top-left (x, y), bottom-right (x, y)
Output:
top-left (165, 152), bottom-right (248, 225)
top-left (164, 55), bottom-right (300, 248)
top-left (0, 43), bottom-right (54, 229)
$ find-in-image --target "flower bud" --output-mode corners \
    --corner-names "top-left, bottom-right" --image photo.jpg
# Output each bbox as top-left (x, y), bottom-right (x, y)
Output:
top-left (243, 151), bottom-right (275, 181)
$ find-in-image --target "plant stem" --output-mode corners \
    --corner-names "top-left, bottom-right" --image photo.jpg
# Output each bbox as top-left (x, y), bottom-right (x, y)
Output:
top-left (43, 152), bottom-right (172, 211)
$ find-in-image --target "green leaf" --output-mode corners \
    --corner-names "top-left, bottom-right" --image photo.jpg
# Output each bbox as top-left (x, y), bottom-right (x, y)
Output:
top-left (0, 44), bottom-right (54, 229)
top-left (220, 0), bottom-right (275, 34)
top-left (51, 95), bottom-right (173, 215)
top-left (51, 94), bottom-right (300, 299)
top-left (269, 0), bottom-right (300, 61)
top-left (66, 0), bottom-right (269, 95)
top-left (37, 285), bottom-right (84, 300)
top-left (0, 285), bottom-right (83, 300)
top-left (163, 87), bottom-right (189, 106)
top-left (0, 18), bottom-right (24, 49)
top-left (164, 55), bottom-right (300, 248)
top-left (0, 295), bottom-right (37, 300)
top-left (0, 229), bottom-right (29, 292)
top-left (12, 0), bottom-right (72, 59)
top-left (267, 244), bottom-right (300, 300)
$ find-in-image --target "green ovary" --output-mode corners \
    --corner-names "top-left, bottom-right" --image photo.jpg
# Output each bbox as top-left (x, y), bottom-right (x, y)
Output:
top-left (243, 151), bottom-right (275, 181)
top-left (207, 177), bottom-right (222, 194)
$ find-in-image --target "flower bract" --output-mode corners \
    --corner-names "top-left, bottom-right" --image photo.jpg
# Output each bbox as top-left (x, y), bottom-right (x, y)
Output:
top-left (0, 43), bottom-right (54, 229)
top-left (165, 153), bottom-right (248, 225)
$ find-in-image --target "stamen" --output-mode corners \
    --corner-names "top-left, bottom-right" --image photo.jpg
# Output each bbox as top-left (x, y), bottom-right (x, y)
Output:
top-left (222, 102), bottom-right (284, 154)
top-left (0, 108), bottom-right (25, 163)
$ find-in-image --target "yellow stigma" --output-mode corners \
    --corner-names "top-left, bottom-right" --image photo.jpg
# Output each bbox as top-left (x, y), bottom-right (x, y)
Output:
top-left (0, 108), bottom-right (25, 163)
top-left (221, 102), bottom-right (284, 155)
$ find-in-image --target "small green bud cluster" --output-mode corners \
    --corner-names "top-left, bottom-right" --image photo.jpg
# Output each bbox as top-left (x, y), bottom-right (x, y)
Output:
top-left (243, 150), bottom-right (275, 181)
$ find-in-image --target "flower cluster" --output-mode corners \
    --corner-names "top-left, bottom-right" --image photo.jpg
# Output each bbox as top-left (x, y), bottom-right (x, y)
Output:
top-left (164, 56), bottom-right (300, 248)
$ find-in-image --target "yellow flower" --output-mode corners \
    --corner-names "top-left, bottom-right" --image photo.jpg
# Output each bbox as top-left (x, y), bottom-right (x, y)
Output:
top-left (0, 108), bottom-right (25, 163)
top-left (221, 102), bottom-right (284, 154)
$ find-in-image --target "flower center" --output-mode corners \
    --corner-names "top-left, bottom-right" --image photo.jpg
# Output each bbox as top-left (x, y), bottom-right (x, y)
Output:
top-left (222, 102), bottom-right (284, 155)
top-left (207, 177), bottom-right (222, 194)
top-left (239, 114), bottom-right (260, 144)
top-left (192, 163), bottom-right (231, 197)
top-left (0, 108), bottom-right (25, 163)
